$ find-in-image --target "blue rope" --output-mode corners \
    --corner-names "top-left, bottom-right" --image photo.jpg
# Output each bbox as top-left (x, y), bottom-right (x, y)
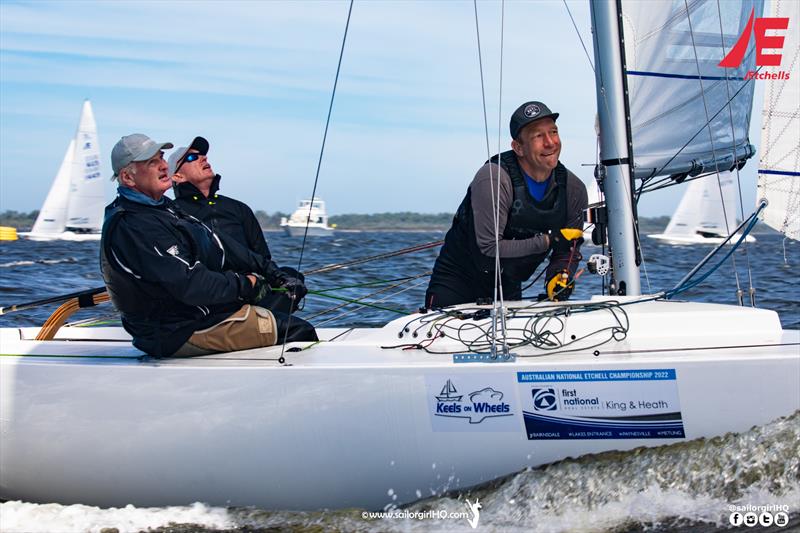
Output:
top-left (665, 206), bottom-right (763, 299)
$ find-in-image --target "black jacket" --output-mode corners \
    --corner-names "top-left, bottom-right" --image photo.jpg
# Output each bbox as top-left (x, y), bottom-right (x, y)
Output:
top-left (100, 192), bottom-right (258, 356)
top-left (173, 176), bottom-right (284, 283)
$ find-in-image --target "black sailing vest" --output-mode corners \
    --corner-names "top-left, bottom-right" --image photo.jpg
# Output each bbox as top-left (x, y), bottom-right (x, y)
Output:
top-left (435, 151), bottom-right (569, 285)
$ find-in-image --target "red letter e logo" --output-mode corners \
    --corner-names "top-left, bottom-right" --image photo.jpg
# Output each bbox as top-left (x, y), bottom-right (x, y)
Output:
top-left (718, 8), bottom-right (789, 68)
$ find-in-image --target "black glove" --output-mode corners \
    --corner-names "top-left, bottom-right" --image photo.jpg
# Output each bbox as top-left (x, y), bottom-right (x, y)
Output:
top-left (277, 275), bottom-right (308, 301)
top-left (246, 273), bottom-right (271, 304)
top-left (546, 269), bottom-right (575, 301)
top-left (548, 228), bottom-right (583, 253)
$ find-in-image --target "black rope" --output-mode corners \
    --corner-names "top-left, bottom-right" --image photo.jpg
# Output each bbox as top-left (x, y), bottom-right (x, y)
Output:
top-left (281, 0), bottom-right (354, 363)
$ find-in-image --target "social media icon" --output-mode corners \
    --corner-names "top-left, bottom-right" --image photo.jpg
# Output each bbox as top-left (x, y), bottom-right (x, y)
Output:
top-left (774, 512), bottom-right (789, 527)
top-left (730, 512), bottom-right (744, 526)
top-left (759, 511), bottom-right (773, 526)
top-left (744, 512), bottom-right (758, 526)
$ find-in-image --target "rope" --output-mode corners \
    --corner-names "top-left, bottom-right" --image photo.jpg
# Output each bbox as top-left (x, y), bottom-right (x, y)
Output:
top-left (665, 207), bottom-right (763, 298)
top-left (304, 239), bottom-right (442, 276)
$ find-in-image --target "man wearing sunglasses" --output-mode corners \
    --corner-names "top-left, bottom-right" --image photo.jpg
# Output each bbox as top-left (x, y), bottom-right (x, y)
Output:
top-left (101, 133), bottom-right (281, 357)
top-left (168, 136), bottom-right (316, 341)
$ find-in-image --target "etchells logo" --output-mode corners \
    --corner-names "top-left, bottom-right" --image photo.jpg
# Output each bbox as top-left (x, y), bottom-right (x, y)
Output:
top-left (719, 7), bottom-right (791, 80)
top-left (434, 379), bottom-right (512, 424)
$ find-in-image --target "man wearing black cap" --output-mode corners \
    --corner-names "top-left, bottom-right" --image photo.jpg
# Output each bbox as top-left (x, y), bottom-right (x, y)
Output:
top-left (425, 101), bottom-right (588, 307)
top-left (101, 133), bottom-right (280, 357)
top-left (169, 136), bottom-right (317, 342)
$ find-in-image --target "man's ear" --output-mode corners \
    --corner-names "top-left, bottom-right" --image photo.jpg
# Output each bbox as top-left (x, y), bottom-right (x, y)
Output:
top-left (511, 138), bottom-right (524, 157)
top-left (119, 168), bottom-right (136, 187)
top-left (172, 172), bottom-right (186, 183)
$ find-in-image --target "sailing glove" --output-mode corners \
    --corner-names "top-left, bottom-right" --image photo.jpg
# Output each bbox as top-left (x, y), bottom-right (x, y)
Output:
top-left (246, 273), bottom-right (272, 304)
top-left (548, 228), bottom-right (583, 253)
top-left (278, 275), bottom-right (308, 301)
top-left (546, 269), bottom-right (575, 301)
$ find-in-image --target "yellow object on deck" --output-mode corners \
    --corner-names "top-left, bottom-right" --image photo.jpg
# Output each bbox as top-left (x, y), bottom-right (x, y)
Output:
top-left (0, 226), bottom-right (18, 241)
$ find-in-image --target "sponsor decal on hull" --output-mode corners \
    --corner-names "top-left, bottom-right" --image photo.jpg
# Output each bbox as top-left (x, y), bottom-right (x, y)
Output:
top-left (517, 369), bottom-right (685, 440)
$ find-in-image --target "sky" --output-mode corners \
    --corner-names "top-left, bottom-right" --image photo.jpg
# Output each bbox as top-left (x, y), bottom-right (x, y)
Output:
top-left (0, 0), bottom-right (770, 217)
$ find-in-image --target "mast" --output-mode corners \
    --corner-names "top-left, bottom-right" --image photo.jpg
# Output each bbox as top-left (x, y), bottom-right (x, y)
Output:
top-left (590, 1), bottom-right (641, 296)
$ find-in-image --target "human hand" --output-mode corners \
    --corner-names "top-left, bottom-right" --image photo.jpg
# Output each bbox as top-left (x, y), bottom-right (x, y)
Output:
top-left (278, 275), bottom-right (308, 301)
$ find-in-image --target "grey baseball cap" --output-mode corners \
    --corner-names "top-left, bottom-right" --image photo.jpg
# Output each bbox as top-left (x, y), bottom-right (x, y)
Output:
top-left (111, 133), bottom-right (173, 179)
top-left (167, 136), bottom-right (210, 177)
top-left (509, 101), bottom-right (559, 139)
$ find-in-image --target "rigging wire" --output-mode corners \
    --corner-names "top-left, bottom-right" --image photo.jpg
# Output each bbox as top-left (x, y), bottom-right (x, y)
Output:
top-left (715, 0), bottom-right (754, 304)
top-left (684, 0), bottom-right (744, 299)
top-left (491, 0), bottom-right (509, 355)
top-left (472, 0), bottom-right (508, 355)
top-left (282, 0), bottom-right (354, 361)
top-left (562, 0), bottom-right (595, 73)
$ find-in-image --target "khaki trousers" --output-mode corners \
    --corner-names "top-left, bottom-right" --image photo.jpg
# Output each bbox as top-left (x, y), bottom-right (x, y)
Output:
top-left (174, 305), bottom-right (277, 357)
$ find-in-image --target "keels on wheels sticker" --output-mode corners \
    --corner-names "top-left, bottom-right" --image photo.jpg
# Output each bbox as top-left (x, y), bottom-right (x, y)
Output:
top-left (517, 369), bottom-right (685, 440)
top-left (426, 375), bottom-right (519, 432)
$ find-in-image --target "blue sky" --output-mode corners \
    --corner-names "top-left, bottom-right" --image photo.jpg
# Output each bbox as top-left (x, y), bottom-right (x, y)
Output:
top-left (0, 0), bottom-right (766, 216)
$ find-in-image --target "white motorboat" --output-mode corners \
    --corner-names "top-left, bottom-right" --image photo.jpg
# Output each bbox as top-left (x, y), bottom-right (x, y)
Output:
top-left (280, 197), bottom-right (335, 237)
top-left (1, 0), bottom-right (797, 513)
top-left (20, 100), bottom-right (104, 242)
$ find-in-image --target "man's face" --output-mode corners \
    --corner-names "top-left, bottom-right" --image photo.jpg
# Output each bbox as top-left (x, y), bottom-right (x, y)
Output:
top-left (175, 149), bottom-right (215, 185)
top-left (121, 151), bottom-right (170, 200)
top-left (512, 117), bottom-right (561, 180)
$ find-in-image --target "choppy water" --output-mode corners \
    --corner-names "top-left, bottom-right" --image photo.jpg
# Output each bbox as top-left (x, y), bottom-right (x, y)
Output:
top-left (1, 231), bottom-right (798, 532)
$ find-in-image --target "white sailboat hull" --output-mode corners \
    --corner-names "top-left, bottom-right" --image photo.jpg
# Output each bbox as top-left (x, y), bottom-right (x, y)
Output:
top-left (2, 299), bottom-right (797, 510)
top-left (18, 231), bottom-right (101, 242)
top-left (647, 232), bottom-right (756, 245)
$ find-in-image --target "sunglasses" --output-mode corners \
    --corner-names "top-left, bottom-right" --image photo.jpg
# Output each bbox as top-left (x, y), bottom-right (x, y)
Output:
top-left (175, 152), bottom-right (202, 173)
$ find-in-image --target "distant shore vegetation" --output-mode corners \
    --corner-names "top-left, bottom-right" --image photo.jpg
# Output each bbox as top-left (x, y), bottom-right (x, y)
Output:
top-left (0, 209), bottom-right (777, 234)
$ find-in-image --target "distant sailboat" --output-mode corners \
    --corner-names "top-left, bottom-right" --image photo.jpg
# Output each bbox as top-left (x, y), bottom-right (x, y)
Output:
top-left (647, 171), bottom-right (755, 245)
top-left (21, 100), bottom-right (104, 241)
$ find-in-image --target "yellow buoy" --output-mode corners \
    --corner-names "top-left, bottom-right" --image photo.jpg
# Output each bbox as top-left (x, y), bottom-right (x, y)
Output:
top-left (0, 226), bottom-right (19, 241)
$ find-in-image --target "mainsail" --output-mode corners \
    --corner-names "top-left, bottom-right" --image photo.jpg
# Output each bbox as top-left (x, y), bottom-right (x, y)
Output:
top-left (757, 0), bottom-right (799, 240)
top-left (620, 0), bottom-right (760, 180)
top-left (30, 140), bottom-right (75, 236)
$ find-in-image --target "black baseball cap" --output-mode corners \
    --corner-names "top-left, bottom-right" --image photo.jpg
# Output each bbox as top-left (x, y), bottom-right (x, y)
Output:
top-left (509, 101), bottom-right (559, 139)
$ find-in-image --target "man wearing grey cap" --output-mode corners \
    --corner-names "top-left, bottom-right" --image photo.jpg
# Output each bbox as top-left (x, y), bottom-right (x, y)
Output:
top-left (100, 133), bottom-right (279, 357)
top-left (425, 101), bottom-right (588, 307)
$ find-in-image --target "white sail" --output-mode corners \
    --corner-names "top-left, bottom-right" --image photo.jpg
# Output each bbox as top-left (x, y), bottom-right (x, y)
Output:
top-left (621, 0), bottom-right (760, 179)
top-left (649, 171), bottom-right (754, 244)
top-left (29, 140), bottom-right (75, 235)
top-left (65, 100), bottom-right (104, 232)
top-left (23, 100), bottom-right (103, 241)
top-left (757, 0), bottom-right (799, 240)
